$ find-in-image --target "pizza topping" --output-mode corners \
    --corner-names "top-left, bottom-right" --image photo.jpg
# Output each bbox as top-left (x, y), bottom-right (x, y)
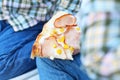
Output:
top-left (63, 44), bottom-right (69, 49)
top-left (58, 36), bottom-right (65, 42)
top-left (56, 49), bottom-right (62, 55)
top-left (53, 44), bottom-right (57, 48)
top-left (54, 14), bottom-right (76, 28)
top-left (75, 27), bottom-right (80, 31)
top-left (69, 47), bottom-right (74, 52)
top-left (59, 28), bottom-right (65, 32)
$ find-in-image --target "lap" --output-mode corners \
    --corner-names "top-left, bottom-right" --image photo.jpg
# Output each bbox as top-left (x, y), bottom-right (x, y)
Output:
top-left (36, 54), bottom-right (90, 80)
top-left (0, 20), bottom-right (45, 79)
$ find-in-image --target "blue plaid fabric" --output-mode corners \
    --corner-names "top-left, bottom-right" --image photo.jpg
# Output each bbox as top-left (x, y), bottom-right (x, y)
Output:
top-left (78, 0), bottom-right (120, 80)
top-left (0, 0), bottom-right (81, 31)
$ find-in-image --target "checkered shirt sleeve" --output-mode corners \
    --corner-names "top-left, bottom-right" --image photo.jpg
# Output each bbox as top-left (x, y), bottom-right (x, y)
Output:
top-left (0, 0), bottom-right (81, 31)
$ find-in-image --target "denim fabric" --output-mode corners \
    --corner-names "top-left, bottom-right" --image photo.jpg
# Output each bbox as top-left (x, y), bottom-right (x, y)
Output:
top-left (0, 20), bottom-right (45, 80)
top-left (0, 20), bottom-right (90, 80)
top-left (36, 54), bottom-right (90, 80)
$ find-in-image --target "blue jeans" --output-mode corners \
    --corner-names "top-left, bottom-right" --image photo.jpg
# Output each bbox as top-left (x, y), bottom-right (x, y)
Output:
top-left (0, 20), bottom-right (45, 80)
top-left (36, 54), bottom-right (90, 80)
top-left (0, 20), bottom-right (90, 80)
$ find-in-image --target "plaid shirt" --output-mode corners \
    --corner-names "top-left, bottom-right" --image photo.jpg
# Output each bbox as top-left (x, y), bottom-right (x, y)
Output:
top-left (0, 0), bottom-right (80, 31)
top-left (78, 0), bottom-right (120, 80)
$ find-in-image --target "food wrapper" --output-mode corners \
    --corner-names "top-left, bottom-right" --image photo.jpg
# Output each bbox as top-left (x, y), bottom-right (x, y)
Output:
top-left (31, 11), bottom-right (80, 60)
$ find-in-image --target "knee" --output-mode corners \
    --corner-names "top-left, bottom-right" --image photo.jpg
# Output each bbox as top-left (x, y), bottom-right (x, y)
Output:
top-left (0, 56), bottom-right (36, 79)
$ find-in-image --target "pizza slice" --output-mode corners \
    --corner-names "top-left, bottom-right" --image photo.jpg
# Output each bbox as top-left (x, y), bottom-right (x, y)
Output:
top-left (31, 11), bottom-right (80, 60)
